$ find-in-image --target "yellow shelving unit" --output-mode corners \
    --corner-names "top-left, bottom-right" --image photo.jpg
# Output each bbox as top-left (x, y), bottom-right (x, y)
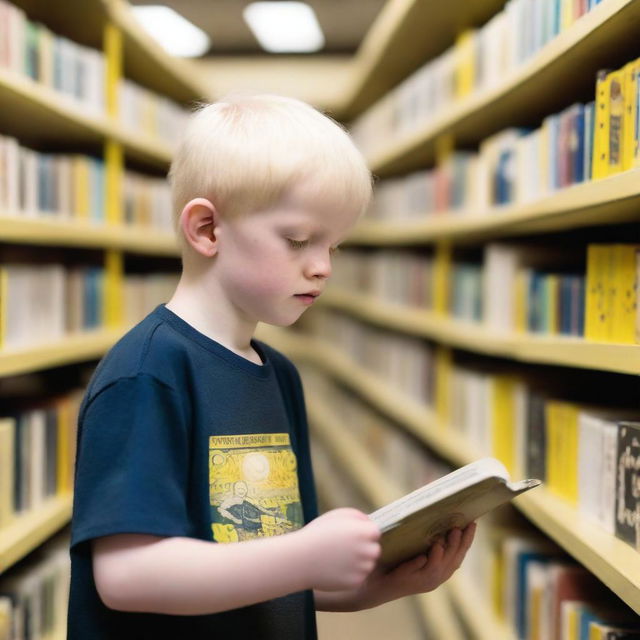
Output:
top-left (259, 327), bottom-right (640, 616)
top-left (320, 288), bottom-right (640, 375)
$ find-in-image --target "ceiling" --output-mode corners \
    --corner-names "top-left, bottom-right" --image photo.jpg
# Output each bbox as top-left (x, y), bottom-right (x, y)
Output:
top-left (130, 0), bottom-right (386, 56)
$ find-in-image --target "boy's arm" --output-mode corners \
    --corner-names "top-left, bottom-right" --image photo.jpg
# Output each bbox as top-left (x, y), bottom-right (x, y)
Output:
top-left (313, 523), bottom-right (476, 612)
top-left (92, 508), bottom-right (380, 615)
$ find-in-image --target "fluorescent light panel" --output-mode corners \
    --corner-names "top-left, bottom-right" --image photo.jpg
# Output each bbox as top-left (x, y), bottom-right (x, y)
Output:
top-left (243, 2), bottom-right (325, 53)
top-left (131, 5), bottom-right (211, 58)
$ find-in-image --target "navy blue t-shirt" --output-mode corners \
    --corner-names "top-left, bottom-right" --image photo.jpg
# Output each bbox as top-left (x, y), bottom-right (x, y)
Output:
top-left (68, 305), bottom-right (319, 639)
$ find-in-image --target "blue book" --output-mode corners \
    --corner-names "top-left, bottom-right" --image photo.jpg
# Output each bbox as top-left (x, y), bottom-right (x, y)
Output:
top-left (572, 104), bottom-right (586, 183)
top-left (515, 552), bottom-right (553, 638)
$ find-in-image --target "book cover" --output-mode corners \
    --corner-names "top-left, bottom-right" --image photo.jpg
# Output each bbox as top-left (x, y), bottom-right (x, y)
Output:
top-left (368, 457), bottom-right (540, 568)
top-left (608, 69), bottom-right (625, 175)
top-left (615, 422), bottom-right (640, 550)
top-left (592, 70), bottom-right (611, 180)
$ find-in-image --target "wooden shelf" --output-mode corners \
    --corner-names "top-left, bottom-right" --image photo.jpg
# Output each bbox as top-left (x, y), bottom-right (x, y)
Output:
top-left (341, 0), bottom-right (504, 120)
top-left (367, 0), bottom-right (640, 175)
top-left (0, 67), bottom-right (173, 169)
top-left (0, 216), bottom-right (179, 255)
top-left (0, 330), bottom-right (124, 377)
top-left (349, 170), bottom-right (640, 245)
top-left (264, 327), bottom-right (640, 614)
top-left (320, 289), bottom-right (640, 376)
top-left (0, 494), bottom-right (72, 574)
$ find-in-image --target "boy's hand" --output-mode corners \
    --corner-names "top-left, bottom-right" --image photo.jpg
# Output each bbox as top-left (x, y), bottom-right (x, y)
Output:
top-left (315, 522), bottom-right (476, 611)
top-left (297, 508), bottom-right (381, 592)
top-left (354, 522), bottom-right (476, 609)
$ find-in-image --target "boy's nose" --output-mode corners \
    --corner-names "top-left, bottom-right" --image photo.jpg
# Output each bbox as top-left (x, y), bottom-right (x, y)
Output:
top-left (306, 254), bottom-right (332, 280)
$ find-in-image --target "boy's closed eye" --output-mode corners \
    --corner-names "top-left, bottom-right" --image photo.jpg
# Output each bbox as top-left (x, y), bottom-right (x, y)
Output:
top-left (286, 238), bottom-right (309, 249)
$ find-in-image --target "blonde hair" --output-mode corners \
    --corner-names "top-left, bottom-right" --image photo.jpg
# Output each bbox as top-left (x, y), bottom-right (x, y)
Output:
top-left (168, 94), bottom-right (372, 231)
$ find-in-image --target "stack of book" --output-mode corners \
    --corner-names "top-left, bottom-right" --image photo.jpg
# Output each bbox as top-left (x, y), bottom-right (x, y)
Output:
top-left (0, 390), bottom-right (82, 528)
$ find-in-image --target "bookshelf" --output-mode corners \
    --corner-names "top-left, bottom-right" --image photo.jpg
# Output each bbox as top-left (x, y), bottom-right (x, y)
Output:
top-left (349, 169), bottom-right (640, 244)
top-left (0, 0), bottom-right (196, 591)
top-left (367, 0), bottom-right (640, 175)
top-left (319, 289), bottom-right (640, 375)
top-left (340, 0), bottom-right (505, 120)
top-left (259, 326), bottom-right (640, 616)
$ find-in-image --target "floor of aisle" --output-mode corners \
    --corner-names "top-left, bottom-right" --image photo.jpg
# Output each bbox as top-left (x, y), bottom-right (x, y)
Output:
top-left (317, 597), bottom-right (424, 639)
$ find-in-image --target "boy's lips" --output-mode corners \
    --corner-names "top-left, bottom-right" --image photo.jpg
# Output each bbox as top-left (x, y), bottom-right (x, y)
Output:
top-left (294, 291), bottom-right (321, 305)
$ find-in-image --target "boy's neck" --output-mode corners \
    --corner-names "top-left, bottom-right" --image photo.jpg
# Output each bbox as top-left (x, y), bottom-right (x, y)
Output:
top-left (166, 275), bottom-right (263, 365)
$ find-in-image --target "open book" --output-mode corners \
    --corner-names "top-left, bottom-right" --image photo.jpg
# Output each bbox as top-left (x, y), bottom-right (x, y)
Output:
top-left (369, 457), bottom-right (541, 568)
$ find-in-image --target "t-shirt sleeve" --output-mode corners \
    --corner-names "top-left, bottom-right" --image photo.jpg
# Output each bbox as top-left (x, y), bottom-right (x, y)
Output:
top-left (71, 373), bottom-right (191, 548)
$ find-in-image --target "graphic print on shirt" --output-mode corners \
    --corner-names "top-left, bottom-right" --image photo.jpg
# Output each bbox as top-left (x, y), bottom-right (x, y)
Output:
top-left (209, 433), bottom-right (304, 543)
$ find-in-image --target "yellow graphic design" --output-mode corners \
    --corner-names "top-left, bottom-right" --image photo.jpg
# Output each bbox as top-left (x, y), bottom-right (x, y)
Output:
top-left (209, 433), bottom-right (303, 543)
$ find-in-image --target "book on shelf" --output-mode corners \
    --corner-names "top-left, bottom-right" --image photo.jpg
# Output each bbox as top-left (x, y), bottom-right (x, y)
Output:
top-left (368, 457), bottom-right (540, 568)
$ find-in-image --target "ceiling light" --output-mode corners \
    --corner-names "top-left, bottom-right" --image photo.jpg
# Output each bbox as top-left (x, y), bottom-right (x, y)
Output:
top-left (243, 2), bottom-right (325, 53)
top-left (131, 5), bottom-right (211, 58)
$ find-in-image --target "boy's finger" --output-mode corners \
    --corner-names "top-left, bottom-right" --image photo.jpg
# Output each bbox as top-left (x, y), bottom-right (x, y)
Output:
top-left (442, 528), bottom-right (462, 563)
top-left (449, 523), bottom-right (477, 571)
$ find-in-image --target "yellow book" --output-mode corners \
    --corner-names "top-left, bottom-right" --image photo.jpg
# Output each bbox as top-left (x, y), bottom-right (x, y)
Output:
top-left (0, 417), bottom-right (16, 528)
top-left (545, 401), bottom-right (562, 497)
top-left (545, 401), bottom-right (580, 503)
top-left (56, 397), bottom-right (71, 494)
top-left (455, 30), bottom-right (476, 99)
top-left (514, 269), bottom-right (529, 333)
top-left (622, 59), bottom-right (639, 171)
top-left (103, 249), bottom-right (124, 328)
top-left (584, 245), bottom-right (609, 341)
top-left (592, 70), bottom-right (611, 180)
top-left (433, 243), bottom-right (452, 315)
top-left (562, 402), bottom-right (580, 505)
top-left (435, 346), bottom-right (453, 426)
top-left (561, 0), bottom-right (574, 30)
top-left (607, 69), bottom-right (625, 176)
top-left (104, 140), bottom-right (123, 225)
top-left (72, 155), bottom-right (90, 219)
top-left (491, 376), bottom-right (517, 474)
top-left (610, 244), bottom-right (639, 344)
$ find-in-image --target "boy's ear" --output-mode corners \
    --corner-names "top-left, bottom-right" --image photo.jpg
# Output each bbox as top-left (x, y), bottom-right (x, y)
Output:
top-left (179, 198), bottom-right (219, 257)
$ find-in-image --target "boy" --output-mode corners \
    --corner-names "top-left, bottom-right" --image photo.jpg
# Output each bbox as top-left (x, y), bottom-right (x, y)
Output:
top-left (68, 94), bottom-right (475, 639)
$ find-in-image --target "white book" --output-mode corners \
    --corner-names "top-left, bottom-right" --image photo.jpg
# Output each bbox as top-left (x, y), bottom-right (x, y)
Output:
top-left (28, 409), bottom-right (46, 509)
top-left (369, 457), bottom-right (540, 568)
